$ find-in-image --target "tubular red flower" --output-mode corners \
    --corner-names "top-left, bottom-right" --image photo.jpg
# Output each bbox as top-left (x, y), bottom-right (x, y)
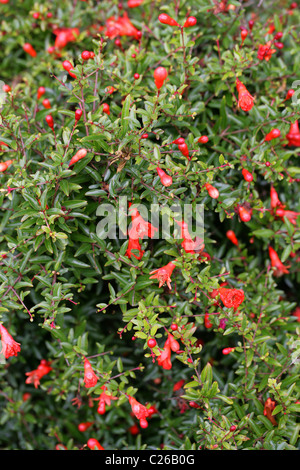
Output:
top-left (157, 343), bottom-right (172, 370)
top-left (23, 43), bottom-right (37, 57)
top-left (156, 167), bottom-right (173, 187)
top-left (154, 66), bottom-right (168, 90)
top-left (0, 159), bottom-right (13, 172)
top-left (226, 230), bottom-right (238, 246)
top-left (128, 395), bottom-right (150, 420)
top-left (175, 220), bottom-right (197, 253)
top-left (128, 205), bottom-right (158, 240)
top-left (275, 208), bottom-right (300, 225)
top-left (96, 385), bottom-right (117, 414)
top-left (204, 183), bottom-right (219, 199)
top-left (87, 438), bottom-right (104, 450)
top-left (0, 324), bottom-right (21, 359)
top-left (242, 168), bottom-right (253, 182)
top-left (222, 347), bottom-right (235, 355)
top-left (105, 12), bottom-right (141, 39)
top-left (270, 185), bottom-right (282, 209)
top-left (149, 261), bottom-right (176, 289)
top-left (126, 236), bottom-right (144, 260)
top-left (37, 86), bottom-right (45, 100)
top-left (69, 149), bottom-right (88, 167)
top-left (53, 27), bottom-right (80, 49)
top-left (286, 121), bottom-right (300, 147)
top-left (83, 358), bottom-right (98, 388)
top-left (236, 78), bottom-right (254, 112)
top-left (238, 205), bottom-right (252, 222)
top-left (25, 360), bottom-right (52, 388)
top-left (166, 333), bottom-right (180, 352)
top-left (173, 379), bottom-right (185, 391)
top-left (127, 0), bottom-right (144, 7)
top-left (158, 13), bottom-right (179, 27)
top-left (183, 16), bottom-right (197, 27)
top-left (268, 246), bottom-right (289, 276)
top-left (264, 128), bottom-right (281, 141)
top-left (263, 398), bottom-right (277, 426)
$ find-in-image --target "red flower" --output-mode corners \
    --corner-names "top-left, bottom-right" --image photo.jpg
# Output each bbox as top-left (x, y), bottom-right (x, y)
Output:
top-left (257, 41), bottom-right (276, 61)
top-left (286, 121), bottom-right (300, 147)
top-left (175, 220), bottom-right (197, 253)
top-left (270, 185), bottom-right (282, 209)
top-left (128, 205), bottom-right (158, 240)
top-left (166, 333), bottom-right (180, 352)
top-left (149, 261), bottom-right (176, 289)
top-left (128, 395), bottom-right (151, 420)
top-left (218, 288), bottom-right (245, 310)
top-left (238, 205), bottom-right (252, 222)
top-left (156, 167), bottom-right (173, 187)
top-left (153, 66), bottom-right (168, 90)
top-left (226, 230), bottom-right (238, 246)
top-left (275, 208), bottom-right (300, 225)
top-left (263, 398), bottom-right (277, 426)
top-left (157, 334), bottom-right (180, 370)
top-left (25, 359), bottom-right (52, 388)
top-left (53, 27), bottom-right (80, 49)
top-left (268, 246), bottom-right (289, 276)
top-left (158, 13), bottom-right (179, 27)
top-left (104, 12), bottom-right (140, 39)
top-left (205, 183), bottom-right (219, 199)
top-left (96, 385), bottom-right (117, 414)
top-left (126, 236), bottom-right (144, 260)
top-left (157, 342), bottom-right (172, 370)
top-left (83, 358), bottom-right (98, 388)
top-left (87, 438), bottom-right (105, 450)
top-left (173, 379), bottom-right (185, 391)
top-left (0, 324), bottom-right (21, 359)
top-left (236, 78), bottom-right (254, 112)
top-left (128, 0), bottom-right (143, 6)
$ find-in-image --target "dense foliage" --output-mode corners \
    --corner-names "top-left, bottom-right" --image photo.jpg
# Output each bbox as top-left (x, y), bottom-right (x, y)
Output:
top-left (0, 0), bottom-right (300, 451)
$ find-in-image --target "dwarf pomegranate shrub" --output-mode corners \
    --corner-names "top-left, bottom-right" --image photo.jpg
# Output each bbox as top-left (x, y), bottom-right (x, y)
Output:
top-left (0, 0), bottom-right (300, 452)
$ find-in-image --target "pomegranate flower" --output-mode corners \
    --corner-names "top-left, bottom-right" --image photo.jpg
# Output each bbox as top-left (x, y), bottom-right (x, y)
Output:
top-left (0, 324), bottom-right (21, 359)
top-left (126, 236), bottom-right (144, 260)
top-left (25, 359), bottom-right (52, 389)
top-left (149, 261), bottom-right (176, 289)
top-left (104, 12), bottom-right (141, 39)
top-left (218, 288), bottom-right (245, 310)
top-left (286, 121), bottom-right (300, 147)
top-left (268, 246), bottom-right (289, 276)
top-left (53, 27), bottom-right (80, 49)
top-left (96, 385), bottom-right (117, 414)
top-left (236, 78), bottom-right (254, 112)
top-left (257, 41), bottom-right (276, 61)
top-left (270, 185), bottom-right (282, 209)
top-left (175, 220), bottom-right (197, 253)
top-left (275, 208), bottom-right (300, 225)
top-left (128, 395), bottom-right (151, 420)
top-left (166, 333), bottom-right (180, 352)
top-left (128, 205), bottom-right (158, 240)
top-left (157, 334), bottom-right (180, 370)
top-left (83, 358), bottom-right (98, 388)
top-left (263, 398), bottom-right (277, 426)
top-left (226, 230), bottom-right (239, 246)
top-left (157, 342), bottom-right (172, 370)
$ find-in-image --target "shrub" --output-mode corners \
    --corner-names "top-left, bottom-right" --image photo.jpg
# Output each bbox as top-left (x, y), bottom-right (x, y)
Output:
top-left (0, 0), bottom-right (300, 451)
